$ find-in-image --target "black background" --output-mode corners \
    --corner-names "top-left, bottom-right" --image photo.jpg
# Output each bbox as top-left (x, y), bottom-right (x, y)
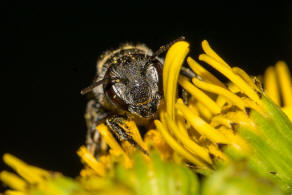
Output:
top-left (1, 2), bottom-right (291, 181)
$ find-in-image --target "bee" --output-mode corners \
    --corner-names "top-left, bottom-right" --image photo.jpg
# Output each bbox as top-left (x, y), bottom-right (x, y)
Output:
top-left (81, 37), bottom-right (189, 158)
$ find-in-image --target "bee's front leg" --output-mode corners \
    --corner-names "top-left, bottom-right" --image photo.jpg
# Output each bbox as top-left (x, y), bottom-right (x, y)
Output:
top-left (106, 115), bottom-right (149, 155)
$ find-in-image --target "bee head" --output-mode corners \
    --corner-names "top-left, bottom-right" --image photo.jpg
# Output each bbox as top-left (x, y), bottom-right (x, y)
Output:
top-left (80, 36), bottom-right (185, 118)
top-left (103, 54), bottom-right (163, 118)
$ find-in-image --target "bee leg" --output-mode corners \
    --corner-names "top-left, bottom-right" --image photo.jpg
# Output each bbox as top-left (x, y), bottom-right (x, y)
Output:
top-left (180, 66), bottom-right (198, 79)
top-left (179, 66), bottom-right (199, 104)
top-left (106, 115), bottom-right (149, 155)
top-left (84, 100), bottom-right (109, 158)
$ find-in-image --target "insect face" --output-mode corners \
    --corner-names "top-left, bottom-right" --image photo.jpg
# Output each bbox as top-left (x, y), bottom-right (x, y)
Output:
top-left (104, 53), bottom-right (163, 118)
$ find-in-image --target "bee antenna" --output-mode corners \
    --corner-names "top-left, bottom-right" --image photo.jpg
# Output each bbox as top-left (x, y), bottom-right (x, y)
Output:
top-left (80, 78), bottom-right (109, 95)
top-left (152, 36), bottom-right (185, 59)
top-left (144, 36), bottom-right (186, 71)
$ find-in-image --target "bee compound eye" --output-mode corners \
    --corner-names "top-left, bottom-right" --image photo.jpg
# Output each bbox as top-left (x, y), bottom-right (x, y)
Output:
top-left (147, 60), bottom-right (162, 90)
top-left (105, 83), bottom-right (128, 110)
top-left (152, 60), bottom-right (163, 74)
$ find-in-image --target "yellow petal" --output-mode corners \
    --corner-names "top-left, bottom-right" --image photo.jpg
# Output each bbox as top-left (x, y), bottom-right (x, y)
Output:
top-left (222, 111), bottom-right (256, 132)
top-left (216, 95), bottom-right (231, 108)
top-left (164, 113), bottom-right (212, 164)
top-left (176, 99), bottom-right (192, 138)
top-left (96, 124), bottom-right (132, 167)
top-left (199, 54), bottom-right (261, 104)
top-left (3, 190), bottom-right (27, 195)
top-left (144, 129), bottom-right (173, 160)
top-left (188, 96), bottom-right (200, 115)
top-left (187, 57), bottom-right (226, 88)
top-left (217, 126), bottom-right (249, 153)
top-left (207, 144), bottom-right (229, 162)
top-left (117, 120), bottom-right (148, 154)
top-left (77, 146), bottom-right (106, 177)
top-left (232, 67), bottom-right (259, 91)
top-left (227, 82), bottom-right (241, 94)
top-left (175, 103), bottom-right (229, 144)
top-left (179, 76), bottom-right (221, 115)
top-left (0, 171), bottom-right (26, 191)
top-left (201, 40), bottom-right (232, 69)
top-left (195, 101), bottom-right (213, 121)
top-left (264, 66), bottom-right (280, 105)
top-left (154, 120), bottom-right (210, 169)
top-left (210, 115), bottom-right (233, 129)
top-left (163, 41), bottom-right (190, 120)
top-left (275, 61), bottom-right (292, 107)
top-left (282, 106), bottom-right (292, 121)
top-left (3, 154), bottom-right (50, 184)
top-left (192, 77), bottom-right (246, 111)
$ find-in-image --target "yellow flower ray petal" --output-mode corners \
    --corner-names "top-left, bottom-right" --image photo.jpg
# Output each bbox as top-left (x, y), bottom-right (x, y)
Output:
top-left (80, 167), bottom-right (100, 178)
top-left (210, 115), bottom-right (233, 129)
top-left (144, 129), bottom-right (173, 160)
top-left (96, 123), bottom-right (131, 166)
top-left (164, 113), bottom-right (212, 164)
top-left (216, 95), bottom-right (231, 108)
top-left (176, 98), bottom-right (191, 138)
top-left (179, 76), bottom-right (221, 115)
top-left (192, 77), bottom-right (246, 111)
top-left (159, 108), bottom-right (167, 128)
top-left (3, 190), bottom-right (26, 195)
top-left (121, 142), bottom-right (140, 156)
top-left (187, 57), bottom-right (226, 88)
top-left (118, 120), bottom-right (148, 153)
top-left (188, 96), bottom-right (200, 115)
top-left (201, 40), bottom-right (231, 69)
top-left (78, 174), bottom-right (111, 190)
top-left (154, 120), bottom-right (210, 170)
top-left (175, 103), bottom-right (230, 144)
top-left (241, 97), bottom-right (266, 116)
top-left (176, 113), bottom-right (190, 138)
top-left (232, 67), bottom-right (259, 91)
top-left (282, 106), bottom-right (292, 121)
top-left (97, 124), bottom-right (125, 155)
top-left (0, 171), bottom-right (27, 191)
top-left (164, 41), bottom-right (190, 120)
top-left (3, 154), bottom-right (50, 184)
top-left (264, 66), bottom-right (280, 105)
top-left (163, 56), bottom-right (174, 97)
top-left (163, 44), bottom-right (177, 96)
top-left (223, 111), bottom-right (256, 132)
top-left (217, 126), bottom-right (249, 152)
top-left (199, 54), bottom-right (261, 104)
top-left (77, 146), bottom-right (106, 177)
top-left (227, 82), bottom-right (241, 94)
top-left (207, 144), bottom-right (229, 162)
top-left (275, 61), bottom-right (292, 107)
top-left (195, 101), bottom-right (213, 121)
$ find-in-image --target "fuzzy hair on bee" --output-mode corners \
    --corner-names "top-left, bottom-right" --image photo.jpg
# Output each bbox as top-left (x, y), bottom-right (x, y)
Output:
top-left (82, 37), bottom-right (186, 158)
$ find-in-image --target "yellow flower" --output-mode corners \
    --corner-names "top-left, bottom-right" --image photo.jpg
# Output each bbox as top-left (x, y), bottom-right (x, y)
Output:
top-left (0, 152), bottom-right (199, 195)
top-left (154, 40), bottom-right (292, 191)
top-left (264, 61), bottom-right (292, 120)
top-left (0, 154), bottom-right (87, 195)
top-left (154, 40), bottom-right (256, 170)
top-left (2, 39), bottom-right (292, 194)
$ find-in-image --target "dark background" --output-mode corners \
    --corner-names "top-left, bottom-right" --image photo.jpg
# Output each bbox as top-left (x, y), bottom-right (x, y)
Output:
top-left (1, 2), bottom-right (291, 180)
